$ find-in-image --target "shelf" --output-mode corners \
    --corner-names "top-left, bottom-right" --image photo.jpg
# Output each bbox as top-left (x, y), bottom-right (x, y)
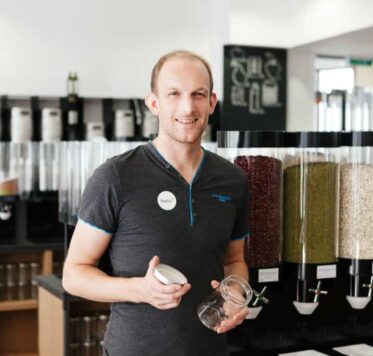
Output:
top-left (0, 299), bottom-right (37, 312)
top-left (0, 242), bottom-right (64, 253)
top-left (0, 354), bottom-right (37, 356)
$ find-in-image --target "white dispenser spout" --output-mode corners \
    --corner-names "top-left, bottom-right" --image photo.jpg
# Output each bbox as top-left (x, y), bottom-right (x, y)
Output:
top-left (346, 296), bottom-right (371, 310)
top-left (246, 306), bottom-right (263, 319)
top-left (293, 301), bottom-right (319, 315)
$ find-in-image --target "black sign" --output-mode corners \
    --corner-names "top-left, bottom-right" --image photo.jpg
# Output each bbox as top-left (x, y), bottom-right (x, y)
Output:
top-left (222, 45), bottom-right (287, 130)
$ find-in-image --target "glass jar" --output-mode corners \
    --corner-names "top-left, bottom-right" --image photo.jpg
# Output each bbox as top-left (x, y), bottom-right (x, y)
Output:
top-left (17, 262), bottom-right (30, 300)
top-left (217, 131), bottom-right (284, 269)
top-left (283, 132), bottom-right (340, 264)
top-left (197, 275), bottom-right (252, 330)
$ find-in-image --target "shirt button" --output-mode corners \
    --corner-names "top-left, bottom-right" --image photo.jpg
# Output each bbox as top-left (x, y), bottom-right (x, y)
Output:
top-left (165, 164), bottom-right (170, 169)
top-left (192, 199), bottom-right (196, 203)
top-left (193, 213), bottom-right (197, 217)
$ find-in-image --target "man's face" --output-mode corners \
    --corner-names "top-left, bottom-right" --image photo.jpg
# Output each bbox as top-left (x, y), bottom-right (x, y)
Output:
top-left (146, 57), bottom-right (217, 145)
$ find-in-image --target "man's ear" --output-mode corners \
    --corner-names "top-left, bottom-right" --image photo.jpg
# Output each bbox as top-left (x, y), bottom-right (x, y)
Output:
top-left (209, 92), bottom-right (218, 115)
top-left (145, 93), bottom-right (159, 116)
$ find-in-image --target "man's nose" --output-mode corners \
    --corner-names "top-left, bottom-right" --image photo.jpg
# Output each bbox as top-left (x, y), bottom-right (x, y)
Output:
top-left (178, 95), bottom-right (195, 114)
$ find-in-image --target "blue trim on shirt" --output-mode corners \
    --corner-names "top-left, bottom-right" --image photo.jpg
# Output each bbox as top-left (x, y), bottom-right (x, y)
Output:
top-left (148, 141), bottom-right (174, 169)
top-left (148, 141), bottom-right (205, 227)
top-left (78, 217), bottom-right (113, 235)
top-left (231, 231), bottom-right (249, 240)
top-left (189, 148), bottom-right (205, 226)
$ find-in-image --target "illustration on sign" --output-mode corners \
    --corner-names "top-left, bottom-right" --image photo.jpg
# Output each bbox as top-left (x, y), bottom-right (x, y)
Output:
top-left (229, 46), bottom-right (283, 115)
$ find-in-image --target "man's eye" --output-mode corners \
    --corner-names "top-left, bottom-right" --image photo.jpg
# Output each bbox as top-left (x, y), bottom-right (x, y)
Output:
top-left (169, 92), bottom-right (178, 96)
top-left (195, 92), bottom-right (206, 97)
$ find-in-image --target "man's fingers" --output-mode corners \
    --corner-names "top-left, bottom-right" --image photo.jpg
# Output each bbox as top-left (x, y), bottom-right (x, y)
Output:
top-left (216, 310), bottom-right (248, 333)
top-left (157, 302), bottom-right (179, 310)
top-left (157, 296), bottom-right (181, 306)
top-left (148, 256), bottom-right (159, 272)
top-left (152, 284), bottom-right (191, 301)
top-left (211, 280), bottom-right (220, 289)
top-left (233, 308), bottom-right (249, 321)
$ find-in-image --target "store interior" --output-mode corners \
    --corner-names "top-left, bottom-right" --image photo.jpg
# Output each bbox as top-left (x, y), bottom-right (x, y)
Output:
top-left (1, 1), bottom-right (373, 355)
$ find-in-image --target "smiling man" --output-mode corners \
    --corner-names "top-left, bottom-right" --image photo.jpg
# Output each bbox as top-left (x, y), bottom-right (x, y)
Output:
top-left (63, 50), bottom-right (250, 356)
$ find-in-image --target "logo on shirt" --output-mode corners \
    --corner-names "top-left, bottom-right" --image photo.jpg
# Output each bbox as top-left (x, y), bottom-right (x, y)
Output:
top-left (211, 193), bottom-right (232, 203)
top-left (157, 191), bottom-right (177, 210)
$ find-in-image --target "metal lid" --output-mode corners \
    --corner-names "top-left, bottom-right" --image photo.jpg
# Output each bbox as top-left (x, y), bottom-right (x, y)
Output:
top-left (154, 264), bottom-right (188, 285)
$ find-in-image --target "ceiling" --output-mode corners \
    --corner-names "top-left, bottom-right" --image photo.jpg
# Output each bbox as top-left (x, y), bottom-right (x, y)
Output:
top-left (230, 0), bottom-right (373, 48)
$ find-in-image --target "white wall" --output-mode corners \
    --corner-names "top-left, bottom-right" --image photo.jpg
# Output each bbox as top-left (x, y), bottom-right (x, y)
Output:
top-left (287, 26), bottom-right (373, 131)
top-left (230, 0), bottom-right (373, 48)
top-left (0, 0), bottom-right (229, 99)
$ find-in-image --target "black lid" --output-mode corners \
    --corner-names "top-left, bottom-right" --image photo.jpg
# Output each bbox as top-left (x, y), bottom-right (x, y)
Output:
top-left (283, 132), bottom-right (298, 148)
top-left (217, 131), bottom-right (284, 148)
top-left (341, 131), bottom-right (352, 146)
top-left (351, 131), bottom-right (373, 147)
top-left (284, 132), bottom-right (340, 148)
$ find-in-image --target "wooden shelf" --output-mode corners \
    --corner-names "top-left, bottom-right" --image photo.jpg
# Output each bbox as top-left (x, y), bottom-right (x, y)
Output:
top-left (0, 299), bottom-right (37, 312)
top-left (0, 354), bottom-right (37, 356)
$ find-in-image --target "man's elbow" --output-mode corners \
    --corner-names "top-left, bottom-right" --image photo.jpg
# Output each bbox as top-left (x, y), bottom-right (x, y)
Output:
top-left (62, 266), bottom-right (75, 295)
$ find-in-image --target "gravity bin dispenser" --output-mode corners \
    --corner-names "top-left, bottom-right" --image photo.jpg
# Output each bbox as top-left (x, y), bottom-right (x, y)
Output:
top-left (0, 141), bottom-right (63, 247)
top-left (217, 131), bottom-right (285, 319)
top-left (1, 96), bottom-right (65, 247)
top-left (282, 132), bottom-right (340, 315)
top-left (58, 141), bottom-right (145, 247)
top-left (339, 131), bottom-right (373, 310)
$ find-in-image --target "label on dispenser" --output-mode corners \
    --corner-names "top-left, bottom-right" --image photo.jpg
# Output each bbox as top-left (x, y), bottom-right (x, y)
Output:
top-left (316, 264), bottom-right (336, 279)
top-left (258, 268), bottom-right (279, 283)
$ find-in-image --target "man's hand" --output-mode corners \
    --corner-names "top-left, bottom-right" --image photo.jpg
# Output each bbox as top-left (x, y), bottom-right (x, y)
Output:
top-left (139, 256), bottom-right (191, 310)
top-left (210, 280), bottom-right (249, 334)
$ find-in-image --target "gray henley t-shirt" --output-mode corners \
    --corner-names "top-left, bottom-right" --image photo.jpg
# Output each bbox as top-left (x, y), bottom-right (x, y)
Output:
top-left (78, 142), bottom-right (249, 356)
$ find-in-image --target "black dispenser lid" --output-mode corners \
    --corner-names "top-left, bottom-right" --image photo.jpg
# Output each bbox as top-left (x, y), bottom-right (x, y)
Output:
top-left (351, 131), bottom-right (373, 147)
top-left (284, 132), bottom-right (340, 148)
top-left (341, 131), bottom-right (352, 146)
top-left (217, 131), bottom-right (284, 148)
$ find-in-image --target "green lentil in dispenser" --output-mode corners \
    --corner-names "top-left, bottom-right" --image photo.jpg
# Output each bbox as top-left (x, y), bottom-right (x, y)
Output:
top-left (283, 161), bottom-right (338, 264)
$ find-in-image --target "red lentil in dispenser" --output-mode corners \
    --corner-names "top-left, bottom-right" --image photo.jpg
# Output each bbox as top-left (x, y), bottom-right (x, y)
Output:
top-left (217, 131), bottom-right (285, 319)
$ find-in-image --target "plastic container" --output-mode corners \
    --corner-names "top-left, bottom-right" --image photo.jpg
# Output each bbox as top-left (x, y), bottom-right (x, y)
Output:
top-left (217, 131), bottom-right (284, 269)
top-left (58, 141), bottom-right (144, 225)
top-left (282, 132), bottom-right (340, 264)
top-left (339, 131), bottom-right (373, 260)
top-left (339, 131), bottom-right (373, 309)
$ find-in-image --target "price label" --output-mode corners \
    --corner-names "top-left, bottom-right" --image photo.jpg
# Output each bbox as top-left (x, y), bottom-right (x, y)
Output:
top-left (317, 264), bottom-right (337, 279)
top-left (258, 268), bottom-right (279, 283)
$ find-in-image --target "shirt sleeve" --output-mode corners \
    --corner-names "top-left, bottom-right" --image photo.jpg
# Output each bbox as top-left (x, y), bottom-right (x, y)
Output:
top-left (230, 176), bottom-right (250, 240)
top-left (78, 160), bottom-right (121, 234)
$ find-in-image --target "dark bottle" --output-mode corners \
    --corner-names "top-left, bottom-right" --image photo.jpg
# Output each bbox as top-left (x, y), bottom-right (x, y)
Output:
top-left (66, 72), bottom-right (81, 140)
top-left (0, 96), bottom-right (11, 141)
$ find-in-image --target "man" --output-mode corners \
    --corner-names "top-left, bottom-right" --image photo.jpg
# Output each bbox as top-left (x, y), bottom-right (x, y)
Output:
top-left (63, 50), bottom-right (249, 356)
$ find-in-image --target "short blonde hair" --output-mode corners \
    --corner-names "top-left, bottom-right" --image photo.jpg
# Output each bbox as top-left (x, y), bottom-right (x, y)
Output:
top-left (151, 50), bottom-right (214, 95)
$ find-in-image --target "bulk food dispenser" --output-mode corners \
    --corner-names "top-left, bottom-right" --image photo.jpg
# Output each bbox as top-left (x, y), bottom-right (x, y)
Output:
top-left (339, 131), bottom-right (373, 310)
top-left (283, 132), bottom-right (340, 315)
top-left (217, 131), bottom-right (284, 319)
top-left (0, 143), bottom-right (22, 243)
